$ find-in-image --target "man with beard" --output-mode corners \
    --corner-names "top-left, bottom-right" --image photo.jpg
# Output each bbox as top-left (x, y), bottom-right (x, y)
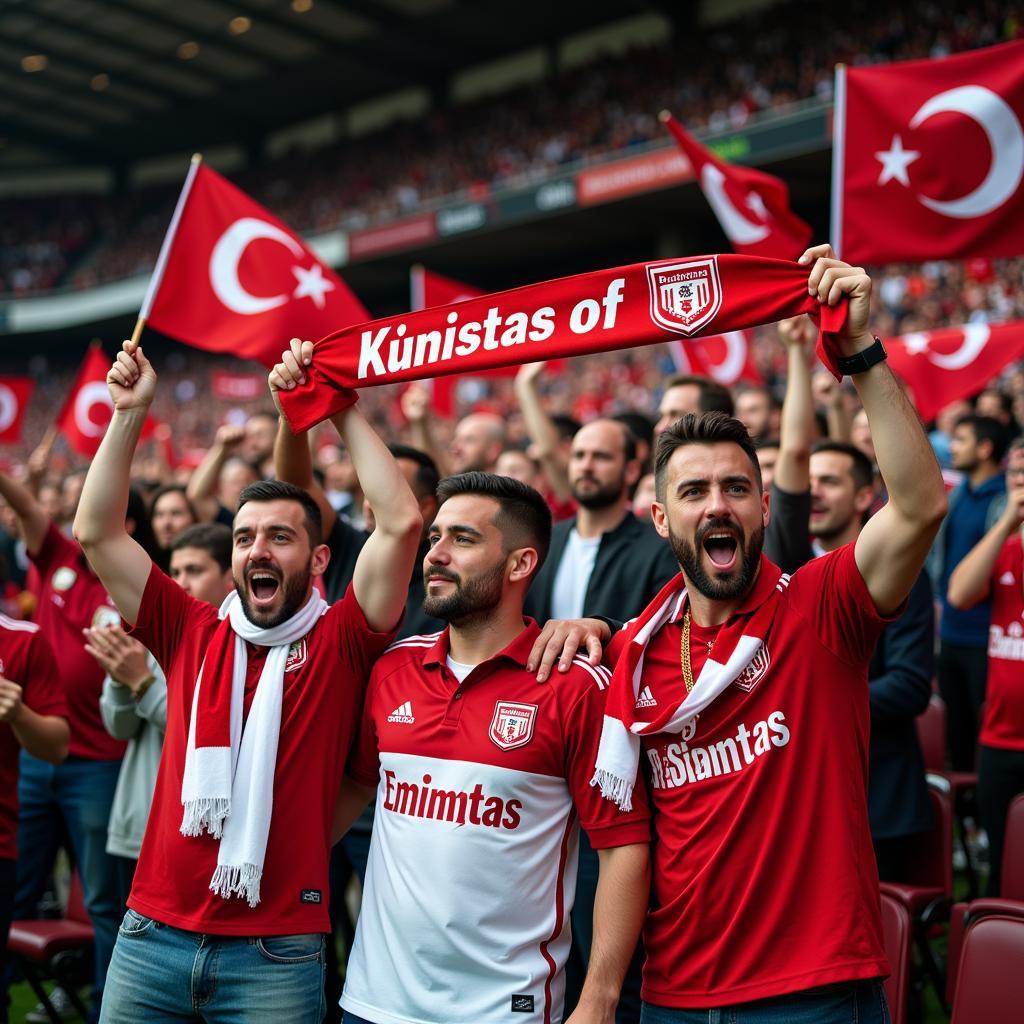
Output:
top-left (333, 472), bottom-right (651, 1024)
top-left (535, 246), bottom-right (948, 1022)
top-left (73, 338), bottom-right (422, 1023)
top-left (525, 419), bottom-right (678, 626)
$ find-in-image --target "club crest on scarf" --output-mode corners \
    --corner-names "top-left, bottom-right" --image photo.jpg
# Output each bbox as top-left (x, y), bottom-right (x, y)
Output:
top-left (489, 701), bottom-right (538, 751)
top-left (732, 642), bottom-right (770, 692)
top-left (646, 257), bottom-right (723, 336)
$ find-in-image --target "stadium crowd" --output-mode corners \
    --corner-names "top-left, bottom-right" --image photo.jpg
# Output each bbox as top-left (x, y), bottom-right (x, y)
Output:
top-left (0, 0), bottom-right (1017, 297)
top-left (0, 243), bottom-right (1022, 1024)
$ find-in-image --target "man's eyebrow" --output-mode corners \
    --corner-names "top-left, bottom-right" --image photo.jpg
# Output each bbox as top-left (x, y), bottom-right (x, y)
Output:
top-left (674, 474), bottom-right (752, 493)
top-left (428, 523), bottom-right (485, 538)
top-left (232, 523), bottom-right (298, 538)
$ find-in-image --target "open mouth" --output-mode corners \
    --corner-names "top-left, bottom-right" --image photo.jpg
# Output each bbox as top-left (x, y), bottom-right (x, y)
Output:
top-left (702, 530), bottom-right (739, 571)
top-left (247, 570), bottom-right (281, 605)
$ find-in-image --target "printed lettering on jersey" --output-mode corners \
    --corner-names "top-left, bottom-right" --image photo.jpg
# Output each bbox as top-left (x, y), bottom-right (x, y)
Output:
top-left (635, 686), bottom-right (657, 709)
top-left (489, 701), bottom-right (538, 751)
top-left (52, 567), bottom-right (77, 592)
top-left (989, 621), bottom-right (1024, 661)
top-left (646, 257), bottom-right (723, 336)
top-left (285, 638), bottom-right (308, 673)
top-left (646, 710), bottom-right (791, 791)
top-left (732, 642), bottom-right (770, 692)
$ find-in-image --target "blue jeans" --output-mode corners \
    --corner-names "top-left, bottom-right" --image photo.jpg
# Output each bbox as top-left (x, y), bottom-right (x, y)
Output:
top-left (100, 910), bottom-right (326, 1022)
top-left (640, 981), bottom-right (890, 1024)
top-left (8, 753), bottom-right (122, 1021)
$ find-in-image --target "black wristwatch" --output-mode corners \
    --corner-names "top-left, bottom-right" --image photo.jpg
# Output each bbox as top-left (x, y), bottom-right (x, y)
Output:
top-left (836, 337), bottom-right (887, 377)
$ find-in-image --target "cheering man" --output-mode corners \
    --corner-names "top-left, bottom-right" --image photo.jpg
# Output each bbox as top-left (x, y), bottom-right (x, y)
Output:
top-left (75, 339), bottom-right (422, 1024)
top-left (332, 472), bottom-right (651, 1024)
top-left (539, 246), bottom-right (948, 1023)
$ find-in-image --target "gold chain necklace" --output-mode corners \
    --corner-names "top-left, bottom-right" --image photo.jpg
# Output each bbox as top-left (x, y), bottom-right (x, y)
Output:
top-left (679, 609), bottom-right (695, 693)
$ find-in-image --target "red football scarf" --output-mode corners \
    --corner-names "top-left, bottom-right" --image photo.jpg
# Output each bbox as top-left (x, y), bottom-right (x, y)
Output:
top-left (593, 557), bottom-right (787, 811)
top-left (278, 254), bottom-right (847, 432)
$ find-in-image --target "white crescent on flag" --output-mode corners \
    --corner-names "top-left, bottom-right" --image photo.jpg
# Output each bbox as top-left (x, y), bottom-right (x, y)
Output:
top-left (74, 382), bottom-right (113, 438)
top-left (0, 384), bottom-right (17, 434)
top-left (700, 164), bottom-right (771, 245)
top-left (700, 331), bottom-right (749, 384)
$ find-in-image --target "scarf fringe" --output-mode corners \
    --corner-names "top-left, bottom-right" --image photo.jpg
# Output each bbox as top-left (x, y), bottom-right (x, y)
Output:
top-left (590, 769), bottom-right (634, 813)
top-left (209, 862), bottom-right (262, 908)
top-left (180, 798), bottom-right (230, 838)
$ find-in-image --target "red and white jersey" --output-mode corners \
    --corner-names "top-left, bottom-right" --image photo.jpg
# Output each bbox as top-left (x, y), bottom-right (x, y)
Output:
top-left (608, 544), bottom-right (893, 1008)
top-left (0, 614), bottom-right (65, 859)
top-left (981, 533), bottom-right (1024, 750)
top-left (342, 621), bottom-right (650, 1024)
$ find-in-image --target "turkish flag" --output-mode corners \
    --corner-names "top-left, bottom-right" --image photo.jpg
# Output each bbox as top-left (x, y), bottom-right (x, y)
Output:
top-left (142, 162), bottom-right (369, 369)
top-left (666, 330), bottom-right (762, 387)
top-left (663, 113), bottom-right (811, 259)
top-left (0, 377), bottom-right (33, 444)
top-left (887, 321), bottom-right (1024, 422)
top-left (55, 346), bottom-right (157, 458)
top-left (834, 39), bottom-right (1024, 264)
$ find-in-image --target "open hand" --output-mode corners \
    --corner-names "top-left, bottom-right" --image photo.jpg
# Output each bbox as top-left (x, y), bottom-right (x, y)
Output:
top-left (83, 624), bottom-right (151, 691)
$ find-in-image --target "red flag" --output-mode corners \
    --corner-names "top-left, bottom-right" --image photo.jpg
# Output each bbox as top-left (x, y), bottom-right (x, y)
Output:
top-left (691, 331), bottom-right (763, 387)
top-left (141, 160), bottom-right (369, 368)
top-left (0, 377), bottom-right (33, 445)
top-left (663, 113), bottom-right (811, 259)
top-left (56, 346), bottom-right (156, 458)
top-left (833, 40), bottom-right (1024, 264)
top-left (211, 371), bottom-right (266, 402)
top-left (887, 321), bottom-right (1024, 422)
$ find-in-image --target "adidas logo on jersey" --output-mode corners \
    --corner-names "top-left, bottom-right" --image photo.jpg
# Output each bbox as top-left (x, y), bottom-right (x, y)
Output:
top-left (999, 571), bottom-right (1016, 586)
top-left (387, 702), bottom-right (415, 724)
top-left (635, 686), bottom-right (657, 709)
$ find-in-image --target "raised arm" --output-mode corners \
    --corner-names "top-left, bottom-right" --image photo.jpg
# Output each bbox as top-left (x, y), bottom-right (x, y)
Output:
top-left (773, 316), bottom-right (817, 495)
top-left (515, 361), bottom-right (572, 502)
top-left (72, 342), bottom-right (157, 625)
top-left (803, 246), bottom-right (947, 615)
top-left (0, 469), bottom-right (50, 557)
top-left (273, 415), bottom-right (337, 538)
top-left (271, 339), bottom-right (422, 632)
top-left (948, 478), bottom-right (1024, 609)
top-left (186, 423), bottom-right (245, 522)
top-left (401, 382), bottom-right (452, 479)
top-left (813, 370), bottom-right (853, 442)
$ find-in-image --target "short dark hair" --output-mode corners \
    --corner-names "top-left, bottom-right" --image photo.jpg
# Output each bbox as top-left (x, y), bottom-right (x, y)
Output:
top-left (977, 387), bottom-right (1012, 417)
top-left (435, 472), bottom-right (551, 572)
top-left (236, 479), bottom-right (323, 546)
top-left (126, 487), bottom-right (160, 561)
top-left (955, 414), bottom-right (1010, 464)
top-left (389, 443), bottom-right (440, 501)
top-left (664, 374), bottom-right (735, 416)
top-left (612, 411), bottom-right (655, 449)
top-left (551, 414), bottom-right (581, 441)
top-left (811, 440), bottom-right (875, 492)
top-left (170, 523), bottom-right (233, 571)
top-left (654, 412), bottom-right (760, 502)
top-left (755, 436), bottom-right (780, 452)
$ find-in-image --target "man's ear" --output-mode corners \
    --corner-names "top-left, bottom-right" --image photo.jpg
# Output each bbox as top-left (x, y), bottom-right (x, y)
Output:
top-left (508, 546), bottom-right (539, 584)
top-left (854, 485), bottom-right (875, 515)
top-left (310, 542), bottom-right (331, 578)
top-left (651, 501), bottom-right (670, 540)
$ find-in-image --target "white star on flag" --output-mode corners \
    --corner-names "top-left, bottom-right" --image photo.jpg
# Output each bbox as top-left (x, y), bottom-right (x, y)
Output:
top-left (875, 134), bottom-right (921, 187)
top-left (902, 332), bottom-right (931, 355)
top-left (291, 263), bottom-right (335, 309)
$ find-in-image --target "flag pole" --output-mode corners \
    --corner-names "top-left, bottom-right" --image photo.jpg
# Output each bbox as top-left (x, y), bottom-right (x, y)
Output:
top-left (830, 64), bottom-right (846, 259)
top-left (132, 152), bottom-right (203, 346)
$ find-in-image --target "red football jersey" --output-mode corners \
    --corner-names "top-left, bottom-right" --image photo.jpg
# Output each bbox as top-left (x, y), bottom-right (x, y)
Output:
top-left (30, 524), bottom-right (125, 761)
top-left (981, 534), bottom-right (1024, 750)
top-left (0, 614), bottom-right (66, 858)
top-left (126, 566), bottom-right (394, 935)
top-left (343, 622), bottom-right (650, 1024)
top-left (618, 544), bottom-right (893, 1008)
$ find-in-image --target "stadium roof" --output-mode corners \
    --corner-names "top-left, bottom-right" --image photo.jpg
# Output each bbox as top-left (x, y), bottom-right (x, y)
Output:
top-left (0, 0), bottom-right (671, 168)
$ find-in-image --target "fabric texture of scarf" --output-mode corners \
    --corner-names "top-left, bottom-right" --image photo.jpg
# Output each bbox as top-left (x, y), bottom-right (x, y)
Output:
top-left (592, 557), bottom-right (787, 811)
top-left (181, 588), bottom-right (328, 906)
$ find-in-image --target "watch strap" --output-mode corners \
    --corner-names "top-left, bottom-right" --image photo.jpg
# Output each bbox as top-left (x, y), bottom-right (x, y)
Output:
top-left (836, 337), bottom-right (887, 376)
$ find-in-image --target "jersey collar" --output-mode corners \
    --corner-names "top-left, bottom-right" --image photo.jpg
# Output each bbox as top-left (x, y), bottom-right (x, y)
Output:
top-left (422, 618), bottom-right (543, 670)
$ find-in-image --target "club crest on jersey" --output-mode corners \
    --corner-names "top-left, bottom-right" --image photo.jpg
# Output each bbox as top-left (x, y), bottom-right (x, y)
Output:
top-left (733, 643), bottom-right (770, 692)
top-left (92, 606), bottom-right (120, 630)
top-left (489, 701), bottom-right (538, 751)
top-left (646, 257), bottom-right (723, 336)
top-left (51, 567), bottom-right (77, 592)
top-left (284, 638), bottom-right (308, 673)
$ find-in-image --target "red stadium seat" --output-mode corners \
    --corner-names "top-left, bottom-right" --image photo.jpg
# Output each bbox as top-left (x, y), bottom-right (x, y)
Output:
top-left (880, 892), bottom-right (912, 1024)
top-left (950, 913), bottom-right (1024, 1023)
top-left (946, 793), bottom-right (1024, 1005)
top-left (916, 695), bottom-right (980, 896)
top-left (880, 784), bottom-right (953, 1006)
top-left (7, 873), bottom-right (94, 1023)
